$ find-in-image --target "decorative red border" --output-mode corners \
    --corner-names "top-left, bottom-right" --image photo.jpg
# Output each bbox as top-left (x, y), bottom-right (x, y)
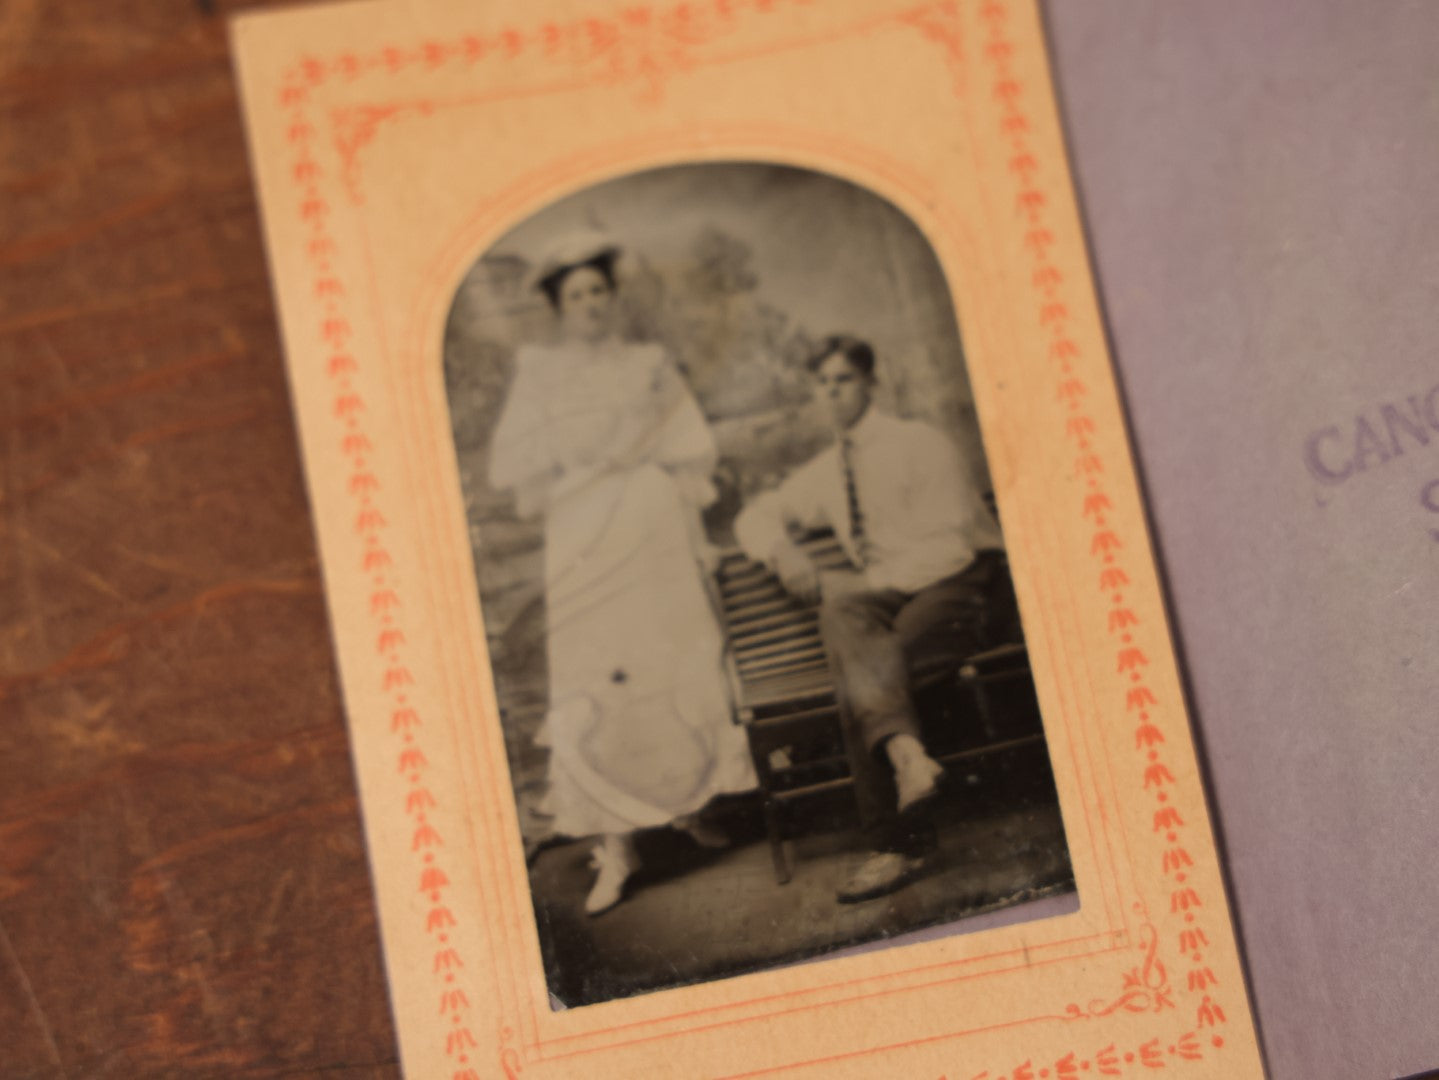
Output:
top-left (961, 2), bottom-right (1231, 1073)
top-left (279, 57), bottom-right (500, 1080)
top-left (268, 1), bottom-right (1243, 1076)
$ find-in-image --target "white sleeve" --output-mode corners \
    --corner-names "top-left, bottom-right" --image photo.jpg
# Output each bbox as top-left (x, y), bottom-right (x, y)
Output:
top-left (734, 455), bottom-right (832, 565)
top-left (733, 489), bottom-right (789, 565)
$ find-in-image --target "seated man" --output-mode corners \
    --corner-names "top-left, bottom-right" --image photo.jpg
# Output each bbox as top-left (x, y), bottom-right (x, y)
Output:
top-left (734, 334), bottom-right (1019, 903)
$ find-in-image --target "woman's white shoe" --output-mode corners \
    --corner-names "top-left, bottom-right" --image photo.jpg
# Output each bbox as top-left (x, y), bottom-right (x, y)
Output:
top-left (584, 835), bottom-right (639, 915)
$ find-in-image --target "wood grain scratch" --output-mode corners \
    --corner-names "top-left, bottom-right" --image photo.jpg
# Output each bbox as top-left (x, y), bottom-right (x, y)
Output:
top-left (13, 350), bottom-right (240, 432)
top-left (0, 191), bottom-right (178, 266)
top-left (0, 913), bottom-right (68, 1077)
top-left (7, 521), bottom-right (135, 605)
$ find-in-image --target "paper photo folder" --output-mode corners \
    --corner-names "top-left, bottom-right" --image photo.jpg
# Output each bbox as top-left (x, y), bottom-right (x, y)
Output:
top-left (232, 0), bottom-right (1264, 1076)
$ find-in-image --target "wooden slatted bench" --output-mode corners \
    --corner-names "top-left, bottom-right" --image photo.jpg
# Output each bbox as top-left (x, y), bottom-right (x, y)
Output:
top-left (713, 533), bottom-right (1046, 884)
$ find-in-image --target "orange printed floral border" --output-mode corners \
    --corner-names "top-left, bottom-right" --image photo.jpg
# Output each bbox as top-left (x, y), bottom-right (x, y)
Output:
top-left (267, 1), bottom-right (1240, 1076)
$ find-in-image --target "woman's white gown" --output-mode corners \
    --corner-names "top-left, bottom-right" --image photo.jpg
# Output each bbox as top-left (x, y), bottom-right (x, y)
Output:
top-left (488, 340), bottom-right (756, 838)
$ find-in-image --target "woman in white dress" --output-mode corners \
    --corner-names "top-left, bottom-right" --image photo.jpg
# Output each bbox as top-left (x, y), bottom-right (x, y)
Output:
top-left (488, 233), bottom-right (756, 914)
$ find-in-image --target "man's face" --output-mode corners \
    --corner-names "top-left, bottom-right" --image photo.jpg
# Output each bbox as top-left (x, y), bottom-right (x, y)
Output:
top-left (813, 351), bottom-right (874, 431)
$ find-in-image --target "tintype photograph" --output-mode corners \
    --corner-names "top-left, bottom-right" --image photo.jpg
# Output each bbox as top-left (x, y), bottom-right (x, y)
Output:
top-left (443, 162), bottom-right (1076, 1008)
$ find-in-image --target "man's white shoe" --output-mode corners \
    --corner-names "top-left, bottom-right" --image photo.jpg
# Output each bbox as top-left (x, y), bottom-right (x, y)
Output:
top-left (836, 851), bottom-right (928, 903)
top-left (584, 836), bottom-right (639, 915)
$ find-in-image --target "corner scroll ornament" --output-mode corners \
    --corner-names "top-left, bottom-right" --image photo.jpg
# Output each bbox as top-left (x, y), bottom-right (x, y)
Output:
top-left (332, 102), bottom-right (435, 203)
top-left (897, 0), bottom-right (964, 94)
top-left (969, 933), bottom-right (1213, 1080)
top-left (1063, 921), bottom-right (1174, 1020)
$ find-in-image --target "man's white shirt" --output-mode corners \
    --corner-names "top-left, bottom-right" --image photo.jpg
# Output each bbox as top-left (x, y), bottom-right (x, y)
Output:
top-left (734, 409), bottom-right (1003, 594)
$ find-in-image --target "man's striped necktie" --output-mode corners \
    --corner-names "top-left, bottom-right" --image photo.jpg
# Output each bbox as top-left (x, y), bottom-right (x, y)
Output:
top-left (841, 435), bottom-right (870, 568)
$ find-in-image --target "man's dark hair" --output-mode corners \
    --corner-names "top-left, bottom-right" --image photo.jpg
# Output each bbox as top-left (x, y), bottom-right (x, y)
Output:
top-left (806, 334), bottom-right (876, 378)
top-left (538, 253), bottom-right (618, 311)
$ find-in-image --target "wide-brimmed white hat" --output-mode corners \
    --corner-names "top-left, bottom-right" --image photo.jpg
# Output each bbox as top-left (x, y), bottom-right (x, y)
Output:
top-left (533, 228), bottom-right (621, 293)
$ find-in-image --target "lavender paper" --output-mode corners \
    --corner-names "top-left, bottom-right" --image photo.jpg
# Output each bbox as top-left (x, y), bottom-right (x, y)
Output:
top-left (1046, 3), bottom-right (1439, 1078)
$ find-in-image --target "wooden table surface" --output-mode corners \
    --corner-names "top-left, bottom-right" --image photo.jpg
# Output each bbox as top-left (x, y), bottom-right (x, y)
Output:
top-left (2, 1), bottom-right (401, 1075)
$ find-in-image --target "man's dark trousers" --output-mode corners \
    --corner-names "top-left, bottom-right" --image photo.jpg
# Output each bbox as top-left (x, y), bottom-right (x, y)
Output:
top-left (818, 550), bottom-right (1019, 855)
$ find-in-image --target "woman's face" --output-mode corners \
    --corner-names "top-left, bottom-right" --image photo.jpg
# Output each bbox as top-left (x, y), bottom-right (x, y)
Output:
top-left (558, 265), bottom-right (616, 344)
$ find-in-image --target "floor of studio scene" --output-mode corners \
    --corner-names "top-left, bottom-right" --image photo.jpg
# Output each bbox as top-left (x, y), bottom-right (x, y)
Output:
top-left (526, 754), bottom-right (1078, 1010)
